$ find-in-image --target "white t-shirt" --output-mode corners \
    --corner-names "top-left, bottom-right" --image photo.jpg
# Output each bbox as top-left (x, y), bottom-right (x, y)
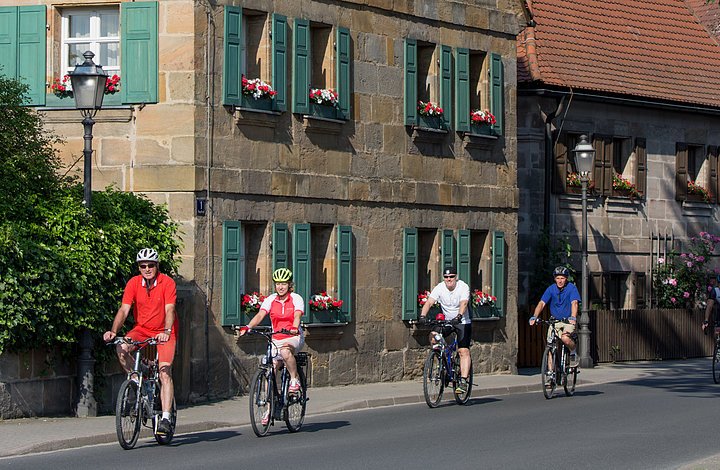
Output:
top-left (429, 279), bottom-right (471, 324)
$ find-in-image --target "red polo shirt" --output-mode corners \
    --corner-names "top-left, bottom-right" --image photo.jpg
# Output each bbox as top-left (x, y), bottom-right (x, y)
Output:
top-left (122, 272), bottom-right (177, 334)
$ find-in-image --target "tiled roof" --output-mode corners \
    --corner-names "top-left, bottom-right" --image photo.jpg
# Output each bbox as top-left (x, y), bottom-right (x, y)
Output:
top-left (518, 0), bottom-right (720, 108)
top-left (686, 0), bottom-right (720, 38)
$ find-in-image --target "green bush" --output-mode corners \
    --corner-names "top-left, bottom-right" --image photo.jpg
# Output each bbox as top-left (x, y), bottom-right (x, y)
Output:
top-left (0, 74), bottom-right (181, 354)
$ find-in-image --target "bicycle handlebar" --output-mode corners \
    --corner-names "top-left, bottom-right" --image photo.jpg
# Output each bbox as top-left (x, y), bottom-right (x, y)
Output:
top-left (107, 337), bottom-right (163, 347)
top-left (425, 318), bottom-right (462, 327)
top-left (232, 325), bottom-right (299, 337)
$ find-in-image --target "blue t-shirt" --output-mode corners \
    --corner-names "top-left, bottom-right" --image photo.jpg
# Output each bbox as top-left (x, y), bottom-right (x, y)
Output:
top-left (540, 283), bottom-right (581, 320)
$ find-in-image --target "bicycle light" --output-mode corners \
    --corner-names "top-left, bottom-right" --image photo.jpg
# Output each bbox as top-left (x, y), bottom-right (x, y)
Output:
top-left (435, 313), bottom-right (445, 321)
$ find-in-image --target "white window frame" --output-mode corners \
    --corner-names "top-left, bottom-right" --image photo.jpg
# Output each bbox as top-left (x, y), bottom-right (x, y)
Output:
top-left (61, 7), bottom-right (120, 78)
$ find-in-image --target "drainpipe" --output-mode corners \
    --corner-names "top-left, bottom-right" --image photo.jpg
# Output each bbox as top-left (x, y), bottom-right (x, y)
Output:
top-left (542, 96), bottom-right (566, 228)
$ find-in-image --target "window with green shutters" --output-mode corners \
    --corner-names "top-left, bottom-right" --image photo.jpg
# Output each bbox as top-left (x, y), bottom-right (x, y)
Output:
top-left (222, 7), bottom-right (287, 111)
top-left (292, 19), bottom-right (351, 120)
top-left (271, 222), bottom-right (353, 325)
top-left (455, 48), bottom-right (505, 136)
top-left (403, 228), bottom-right (506, 321)
top-left (404, 39), bottom-right (447, 130)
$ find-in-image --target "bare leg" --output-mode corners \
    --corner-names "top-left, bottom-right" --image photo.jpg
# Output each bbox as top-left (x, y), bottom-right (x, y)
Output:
top-left (158, 363), bottom-right (174, 413)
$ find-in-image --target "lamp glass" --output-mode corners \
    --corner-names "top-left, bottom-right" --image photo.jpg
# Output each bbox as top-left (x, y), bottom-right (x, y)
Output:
top-left (69, 51), bottom-right (107, 110)
top-left (573, 135), bottom-right (596, 177)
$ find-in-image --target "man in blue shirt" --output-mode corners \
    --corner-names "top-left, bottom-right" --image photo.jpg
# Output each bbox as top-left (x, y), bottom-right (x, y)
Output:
top-left (530, 266), bottom-right (581, 368)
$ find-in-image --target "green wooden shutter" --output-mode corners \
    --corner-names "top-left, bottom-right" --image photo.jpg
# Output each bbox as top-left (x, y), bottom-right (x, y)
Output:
top-left (336, 26), bottom-right (351, 120)
top-left (272, 13), bottom-right (287, 111)
top-left (0, 8), bottom-right (19, 80)
top-left (439, 45), bottom-right (452, 129)
top-left (337, 225), bottom-right (352, 322)
top-left (222, 221), bottom-right (244, 326)
top-left (222, 6), bottom-right (242, 106)
top-left (441, 229), bottom-right (454, 272)
top-left (675, 143), bottom-right (688, 201)
top-left (292, 18), bottom-right (310, 114)
top-left (635, 138), bottom-right (647, 197)
top-left (121, 1), bottom-right (158, 104)
top-left (710, 145), bottom-right (719, 204)
top-left (489, 52), bottom-right (504, 136)
top-left (402, 228), bottom-right (418, 320)
top-left (455, 47), bottom-right (469, 132)
top-left (293, 223), bottom-right (311, 322)
top-left (404, 38), bottom-right (417, 126)
top-left (553, 136), bottom-right (568, 194)
top-left (457, 229), bottom-right (471, 285)
top-left (17, 6), bottom-right (45, 106)
top-left (491, 231), bottom-right (505, 317)
top-left (272, 222), bottom-right (289, 269)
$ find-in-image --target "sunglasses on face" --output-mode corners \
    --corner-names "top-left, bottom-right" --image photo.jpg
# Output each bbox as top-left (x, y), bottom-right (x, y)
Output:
top-left (443, 275), bottom-right (456, 279)
top-left (139, 264), bottom-right (157, 269)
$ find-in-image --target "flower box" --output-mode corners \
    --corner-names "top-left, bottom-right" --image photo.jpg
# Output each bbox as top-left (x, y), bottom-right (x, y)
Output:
top-left (311, 309), bottom-right (340, 324)
top-left (310, 102), bottom-right (338, 119)
top-left (417, 114), bottom-right (445, 130)
top-left (241, 94), bottom-right (275, 111)
top-left (469, 122), bottom-right (493, 135)
top-left (472, 305), bottom-right (499, 319)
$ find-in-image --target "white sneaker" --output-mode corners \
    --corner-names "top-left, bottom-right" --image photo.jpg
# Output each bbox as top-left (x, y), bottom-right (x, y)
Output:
top-left (569, 352), bottom-right (579, 368)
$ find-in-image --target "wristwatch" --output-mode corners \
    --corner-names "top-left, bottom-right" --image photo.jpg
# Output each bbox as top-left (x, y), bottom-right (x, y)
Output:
top-left (164, 328), bottom-right (172, 333)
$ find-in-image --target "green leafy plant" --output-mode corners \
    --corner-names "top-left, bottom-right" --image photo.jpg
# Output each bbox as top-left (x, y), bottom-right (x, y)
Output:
top-left (651, 232), bottom-right (720, 308)
top-left (612, 173), bottom-right (640, 198)
top-left (688, 180), bottom-right (712, 202)
top-left (0, 75), bottom-right (181, 355)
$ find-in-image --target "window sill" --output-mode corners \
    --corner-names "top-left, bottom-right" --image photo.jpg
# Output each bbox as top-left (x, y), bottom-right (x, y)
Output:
top-left (463, 132), bottom-right (498, 149)
top-left (302, 114), bottom-right (346, 135)
top-left (233, 106), bottom-right (282, 128)
top-left (302, 323), bottom-right (347, 340)
top-left (39, 107), bottom-right (134, 124)
top-left (681, 199), bottom-right (714, 217)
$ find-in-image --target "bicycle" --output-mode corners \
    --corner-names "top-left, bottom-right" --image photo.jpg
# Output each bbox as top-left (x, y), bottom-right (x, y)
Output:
top-left (109, 337), bottom-right (177, 449)
top-left (237, 327), bottom-right (308, 437)
top-left (422, 317), bottom-right (473, 408)
top-left (536, 318), bottom-right (577, 399)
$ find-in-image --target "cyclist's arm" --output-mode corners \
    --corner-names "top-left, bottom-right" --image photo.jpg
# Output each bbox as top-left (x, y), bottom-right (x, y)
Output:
top-left (569, 300), bottom-right (578, 324)
top-left (458, 299), bottom-right (469, 317)
top-left (705, 298), bottom-right (716, 325)
top-left (291, 309), bottom-right (302, 333)
top-left (104, 303), bottom-right (131, 341)
top-left (245, 308), bottom-right (269, 330)
top-left (530, 300), bottom-right (546, 325)
top-left (156, 303), bottom-right (176, 341)
top-left (420, 296), bottom-right (437, 319)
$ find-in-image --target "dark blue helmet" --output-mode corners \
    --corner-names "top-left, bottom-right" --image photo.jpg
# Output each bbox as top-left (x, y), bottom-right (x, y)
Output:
top-left (553, 266), bottom-right (569, 278)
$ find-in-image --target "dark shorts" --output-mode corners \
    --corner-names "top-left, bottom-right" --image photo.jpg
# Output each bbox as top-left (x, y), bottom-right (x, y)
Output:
top-left (433, 323), bottom-right (472, 349)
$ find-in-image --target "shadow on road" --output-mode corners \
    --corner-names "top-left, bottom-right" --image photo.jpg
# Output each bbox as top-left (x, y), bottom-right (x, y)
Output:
top-left (609, 361), bottom-right (720, 398)
top-left (293, 420), bottom-right (351, 433)
top-left (169, 429), bottom-right (241, 446)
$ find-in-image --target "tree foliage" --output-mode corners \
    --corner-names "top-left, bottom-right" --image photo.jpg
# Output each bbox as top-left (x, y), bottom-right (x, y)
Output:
top-left (0, 75), bottom-right (181, 354)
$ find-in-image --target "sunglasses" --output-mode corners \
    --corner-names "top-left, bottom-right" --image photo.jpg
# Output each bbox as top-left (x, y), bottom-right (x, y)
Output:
top-left (443, 275), bottom-right (456, 279)
top-left (139, 264), bottom-right (157, 269)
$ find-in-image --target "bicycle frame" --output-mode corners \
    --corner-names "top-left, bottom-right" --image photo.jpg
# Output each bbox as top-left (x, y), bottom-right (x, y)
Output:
top-left (429, 321), bottom-right (460, 383)
top-left (118, 338), bottom-right (161, 428)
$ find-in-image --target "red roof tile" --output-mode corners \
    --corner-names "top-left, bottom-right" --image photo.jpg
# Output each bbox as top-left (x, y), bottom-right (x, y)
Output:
top-left (518, 0), bottom-right (720, 108)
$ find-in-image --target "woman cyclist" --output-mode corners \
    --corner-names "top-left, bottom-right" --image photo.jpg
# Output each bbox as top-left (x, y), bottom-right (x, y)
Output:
top-left (239, 268), bottom-right (305, 423)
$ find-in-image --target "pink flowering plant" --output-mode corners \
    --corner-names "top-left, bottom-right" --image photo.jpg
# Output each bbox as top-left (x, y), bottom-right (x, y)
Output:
top-left (309, 292), bottom-right (343, 312)
top-left (566, 172), bottom-right (596, 190)
top-left (241, 292), bottom-right (266, 315)
top-left (687, 180), bottom-right (712, 202)
top-left (470, 109), bottom-right (496, 125)
top-left (105, 74), bottom-right (121, 95)
top-left (242, 75), bottom-right (276, 100)
top-left (652, 232), bottom-right (720, 308)
top-left (417, 101), bottom-right (443, 117)
top-left (612, 173), bottom-right (640, 198)
top-left (309, 88), bottom-right (339, 107)
top-left (471, 289), bottom-right (496, 307)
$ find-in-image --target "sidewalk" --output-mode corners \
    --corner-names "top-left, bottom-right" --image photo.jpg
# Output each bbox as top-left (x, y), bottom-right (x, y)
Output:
top-left (0, 359), bottom-right (707, 458)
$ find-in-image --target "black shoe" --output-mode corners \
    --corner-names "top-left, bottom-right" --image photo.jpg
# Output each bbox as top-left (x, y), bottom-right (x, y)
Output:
top-left (156, 418), bottom-right (172, 435)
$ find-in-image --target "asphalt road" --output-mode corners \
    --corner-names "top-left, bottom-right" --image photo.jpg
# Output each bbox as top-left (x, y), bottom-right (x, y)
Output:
top-left (2, 364), bottom-right (719, 470)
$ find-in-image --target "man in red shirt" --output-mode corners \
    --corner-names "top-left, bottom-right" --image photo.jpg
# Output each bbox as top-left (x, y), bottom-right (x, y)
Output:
top-left (103, 248), bottom-right (177, 435)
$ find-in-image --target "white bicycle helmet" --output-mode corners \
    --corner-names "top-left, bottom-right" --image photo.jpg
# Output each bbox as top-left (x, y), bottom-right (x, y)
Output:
top-left (136, 248), bottom-right (159, 263)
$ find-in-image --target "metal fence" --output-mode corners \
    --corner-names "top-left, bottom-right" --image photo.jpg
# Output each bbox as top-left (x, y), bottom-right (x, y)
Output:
top-left (517, 307), bottom-right (713, 367)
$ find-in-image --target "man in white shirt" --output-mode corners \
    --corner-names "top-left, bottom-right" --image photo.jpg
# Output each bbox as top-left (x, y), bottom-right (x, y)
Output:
top-left (419, 266), bottom-right (472, 394)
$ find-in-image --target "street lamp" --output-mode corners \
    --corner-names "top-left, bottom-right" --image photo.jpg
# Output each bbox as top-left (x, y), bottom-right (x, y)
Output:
top-left (69, 50), bottom-right (107, 417)
top-left (573, 134), bottom-right (595, 369)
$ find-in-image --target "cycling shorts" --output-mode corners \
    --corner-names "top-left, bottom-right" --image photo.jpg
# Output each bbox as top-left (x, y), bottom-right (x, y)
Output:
top-left (433, 323), bottom-right (472, 349)
top-left (547, 320), bottom-right (576, 344)
top-left (271, 334), bottom-right (305, 360)
top-left (126, 325), bottom-right (177, 364)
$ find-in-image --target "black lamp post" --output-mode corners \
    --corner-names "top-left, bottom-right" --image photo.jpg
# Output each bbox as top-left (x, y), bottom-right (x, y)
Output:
top-left (572, 134), bottom-right (596, 369)
top-left (69, 50), bottom-right (107, 417)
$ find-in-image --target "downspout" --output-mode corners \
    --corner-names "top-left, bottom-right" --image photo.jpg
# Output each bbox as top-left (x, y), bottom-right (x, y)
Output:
top-left (203, 0), bottom-right (216, 399)
top-left (541, 97), bottom-right (565, 228)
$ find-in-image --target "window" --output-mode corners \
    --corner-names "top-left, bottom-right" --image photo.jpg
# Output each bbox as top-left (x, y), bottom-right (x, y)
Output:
top-left (404, 39), bottom-right (451, 130)
top-left (402, 228), bottom-right (505, 320)
top-left (61, 7), bottom-right (120, 79)
top-left (242, 222), bottom-right (352, 325)
top-left (553, 133), bottom-right (646, 198)
top-left (676, 143), bottom-right (718, 203)
top-left (223, 7), bottom-right (287, 111)
top-left (292, 19), bottom-right (350, 120)
top-left (454, 48), bottom-right (504, 136)
top-left (590, 272), bottom-right (633, 309)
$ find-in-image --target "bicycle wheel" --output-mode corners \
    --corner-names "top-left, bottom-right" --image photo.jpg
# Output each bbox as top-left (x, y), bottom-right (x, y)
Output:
top-left (115, 379), bottom-right (141, 450)
top-left (541, 346), bottom-right (556, 399)
top-left (713, 339), bottom-right (720, 384)
top-left (563, 348), bottom-right (577, 396)
top-left (453, 357), bottom-right (473, 405)
top-left (153, 384), bottom-right (177, 445)
top-left (423, 351), bottom-right (445, 408)
top-left (284, 367), bottom-right (307, 432)
top-left (249, 368), bottom-right (274, 437)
